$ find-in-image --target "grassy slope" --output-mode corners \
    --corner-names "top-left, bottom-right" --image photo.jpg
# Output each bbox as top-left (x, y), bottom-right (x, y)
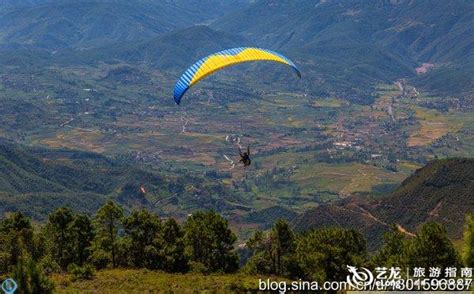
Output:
top-left (52, 269), bottom-right (279, 293)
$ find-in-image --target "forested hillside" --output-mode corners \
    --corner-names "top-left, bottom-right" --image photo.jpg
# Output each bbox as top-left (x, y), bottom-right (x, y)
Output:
top-left (0, 0), bottom-right (251, 49)
top-left (1, 0), bottom-right (471, 97)
top-left (213, 0), bottom-right (473, 96)
top-left (293, 158), bottom-right (474, 248)
top-left (373, 158), bottom-right (474, 237)
top-left (0, 140), bottom-right (248, 220)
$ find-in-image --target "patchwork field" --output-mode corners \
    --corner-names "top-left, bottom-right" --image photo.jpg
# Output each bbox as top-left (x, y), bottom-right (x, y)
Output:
top-left (1, 64), bottom-right (472, 227)
top-left (408, 107), bottom-right (456, 147)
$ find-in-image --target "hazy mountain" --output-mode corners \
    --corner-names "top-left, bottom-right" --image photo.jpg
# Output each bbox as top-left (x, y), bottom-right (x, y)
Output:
top-left (292, 202), bottom-right (389, 250)
top-left (0, 0), bottom-right (251, 16)
top-left (0, 0), bottom-right (472, 229)
top-left (85, 25), bottom-right (246, 69)
top-left (1, 0), bottom-right (471, 97)
top-left (213, 0), bottom-right (474, 96)
top-left (0, 43), bottom-right (54, 67)
top-left (0, 0), bottom-right (46, 10)
top-left (169, 0), bottom-right (252, 21)
top-left (292, 158), bottom-right (474, 249)
top-left (0, 1), bottom-right (200, 49)
top-left (0, 0), bottom-right (253, 49)
top-left (214, 0), bottom-right (473, 62)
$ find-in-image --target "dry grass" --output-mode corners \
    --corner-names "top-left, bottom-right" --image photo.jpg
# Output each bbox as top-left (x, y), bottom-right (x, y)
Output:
top-left (51, 269), bottom-right (282, 293)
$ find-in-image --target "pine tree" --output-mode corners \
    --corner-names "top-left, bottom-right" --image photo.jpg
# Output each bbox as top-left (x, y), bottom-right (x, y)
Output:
top-left (295, 228), bottom-right (367, 282)
top-left (123, 209), bottom-right (163, 269)
top-left (161, 218), bottom-right (188, 273)
top-left (244, 220), bottom-right (298, 276)
top-left (462, 213), bottom-right (474, 267)
top-left (402, 222), bottom-right (461, 271)
top-left (272, 219), bottom-right (296, 275)
top-left (0, 212), bottom-right (35, 273)
top-left (245, 230), bottom-right (273, 275)
top-left (371, 225), bottom-right (406, 267)
top-left (46, 207), bottom-right (75, 270)
top-left (92, 201), bottom-right (124, 268)
top-left (183, 210), bottom-right (238, 273)
top-left (70, 214), bottom-right (94, 266)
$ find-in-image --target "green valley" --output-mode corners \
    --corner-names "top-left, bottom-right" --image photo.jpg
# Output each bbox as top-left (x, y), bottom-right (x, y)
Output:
top-left (0, 0), bottom-right (472, 292)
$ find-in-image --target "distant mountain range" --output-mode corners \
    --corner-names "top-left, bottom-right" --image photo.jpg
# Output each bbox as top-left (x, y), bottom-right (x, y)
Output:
top-left (84, 25), bottom-right (245, 70)
top-left (212, 0), bottom-right (473, 96)
top-left (0, 0), bottom-right (251, 49)
top-left (0, 1), bottom-right (199, 49)
top-left (214, 0), bottom-right (473, 63)
top-left (1, 0), bottom-right (470, 98)
top-left (293, 158), bottom-right (474, 249)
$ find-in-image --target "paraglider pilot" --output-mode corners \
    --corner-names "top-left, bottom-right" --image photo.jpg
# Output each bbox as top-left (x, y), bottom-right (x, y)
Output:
top-left (238, 146), bottom-right (251, 167)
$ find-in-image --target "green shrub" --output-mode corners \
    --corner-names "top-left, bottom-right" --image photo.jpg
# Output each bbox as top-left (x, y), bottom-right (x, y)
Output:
top-left (67, 263), bottom-right (95, 282)
top-left (90, 250), bottom-right (109, 269)
top-left (38, 255), bottom-right (60, 275)
top-left (189, 261), bottom-right (208, 274)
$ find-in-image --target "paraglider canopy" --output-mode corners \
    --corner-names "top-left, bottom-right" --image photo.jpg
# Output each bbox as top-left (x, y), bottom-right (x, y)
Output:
top-left (173, 47), bottom-right (301, 105)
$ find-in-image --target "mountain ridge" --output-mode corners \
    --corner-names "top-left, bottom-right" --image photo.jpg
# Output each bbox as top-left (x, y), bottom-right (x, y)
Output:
top-left (292, 158), bottom-right (474, 249)
top-left (0, 139), bottom-right (253, 221)
top-left (0, 1), bottom-right (199, 49)
top-left (212, 0), bottom-right (474, 96)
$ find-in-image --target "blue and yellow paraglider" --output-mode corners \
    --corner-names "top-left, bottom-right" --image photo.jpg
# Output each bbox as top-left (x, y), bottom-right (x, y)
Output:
top-left (173, 47), bottom-right (301, 105)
